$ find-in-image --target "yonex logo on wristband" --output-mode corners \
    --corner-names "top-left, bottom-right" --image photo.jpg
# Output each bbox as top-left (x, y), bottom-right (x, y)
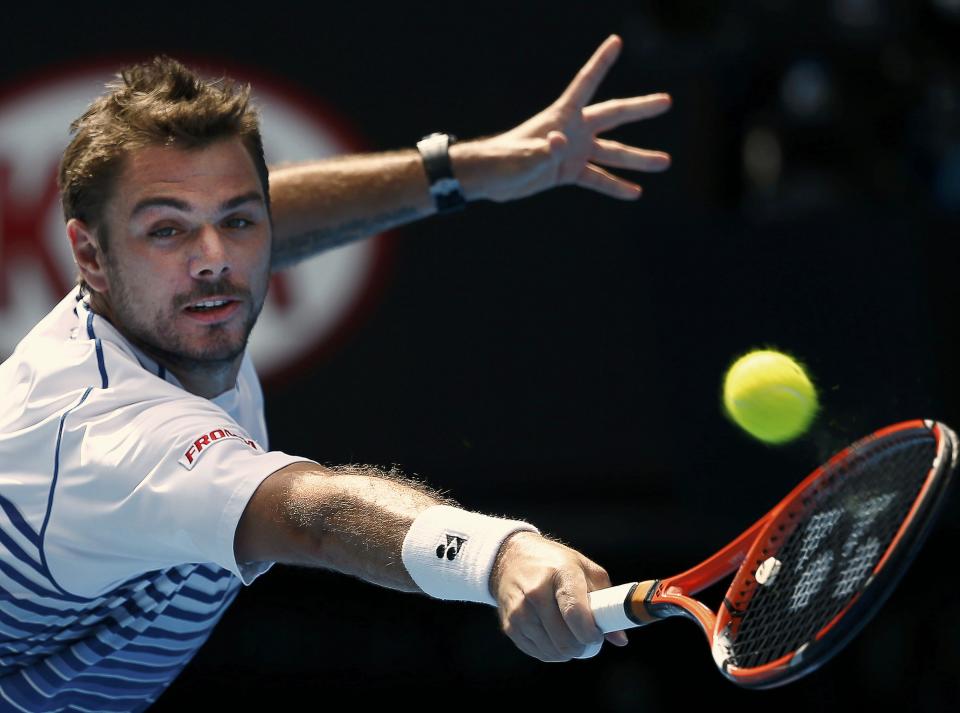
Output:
top-left (402, 506), bottom-right (539, 604)
top-left (436, 534), bottom-right (467, 561)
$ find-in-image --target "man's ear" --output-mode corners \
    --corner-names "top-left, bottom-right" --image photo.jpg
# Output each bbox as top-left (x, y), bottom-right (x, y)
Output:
top-left (66, 218), bottom-right (109, 293)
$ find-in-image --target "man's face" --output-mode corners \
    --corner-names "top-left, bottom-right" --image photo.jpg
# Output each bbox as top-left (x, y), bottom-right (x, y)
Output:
top-left (96, 137), bottom-right (271, 369)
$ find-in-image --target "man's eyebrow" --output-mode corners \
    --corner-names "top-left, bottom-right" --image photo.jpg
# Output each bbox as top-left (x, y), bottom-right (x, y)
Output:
top-left (130, 196), bottom-right (190, 218)
top-left (220, 191), bottom-right (264, 211)
top-left (129, 191), bottom-right (264, 219)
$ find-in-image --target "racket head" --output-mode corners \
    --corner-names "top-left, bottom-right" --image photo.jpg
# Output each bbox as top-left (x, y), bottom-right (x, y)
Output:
top-left (712, 419), bottom-right (956, 688)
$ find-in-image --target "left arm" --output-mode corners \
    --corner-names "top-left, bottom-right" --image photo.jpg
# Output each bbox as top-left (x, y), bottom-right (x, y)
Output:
top-left (268, 150), bottom-right (434, 271)
top-left (268, 35), bottom-right (671, 271)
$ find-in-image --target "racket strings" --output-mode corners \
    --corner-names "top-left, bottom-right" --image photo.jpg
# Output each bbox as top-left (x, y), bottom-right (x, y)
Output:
top-left (727, 430), bottom-right (936, 670)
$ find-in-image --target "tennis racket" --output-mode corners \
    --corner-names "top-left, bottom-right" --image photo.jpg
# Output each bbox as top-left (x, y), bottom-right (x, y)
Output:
top-left (585, 419), bottom-right (956, 688)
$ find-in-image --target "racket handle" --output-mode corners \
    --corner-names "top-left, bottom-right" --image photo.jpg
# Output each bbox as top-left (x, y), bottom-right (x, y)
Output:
top-left (589, 582), bottom-right (644, 633)
top-left (575, 580), bottom-right (657, 660)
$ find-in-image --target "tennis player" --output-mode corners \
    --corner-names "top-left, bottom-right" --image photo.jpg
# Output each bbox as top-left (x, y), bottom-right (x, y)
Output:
top-left (0, 36), bottom-right (670, 711)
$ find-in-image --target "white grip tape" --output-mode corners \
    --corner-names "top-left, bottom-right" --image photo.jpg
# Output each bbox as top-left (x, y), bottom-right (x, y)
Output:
top-left (401, 505), bottom-right (539, 605)
top-left (573, 582), bottom-right (641, 660)
top-left (588, 582), bottom-right (641, 633)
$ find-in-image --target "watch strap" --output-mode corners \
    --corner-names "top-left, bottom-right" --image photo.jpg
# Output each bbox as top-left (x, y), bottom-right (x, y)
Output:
top-left (417, 132), bottom-right (466, 214)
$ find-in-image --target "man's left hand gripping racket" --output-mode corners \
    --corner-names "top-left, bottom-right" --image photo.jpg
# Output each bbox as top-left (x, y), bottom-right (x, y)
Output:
top-left (585, 419), bottom-right (956, 688)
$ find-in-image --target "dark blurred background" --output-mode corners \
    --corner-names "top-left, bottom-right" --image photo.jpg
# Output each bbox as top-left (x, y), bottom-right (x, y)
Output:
top-left (3, 0), bottom-right (959, 709)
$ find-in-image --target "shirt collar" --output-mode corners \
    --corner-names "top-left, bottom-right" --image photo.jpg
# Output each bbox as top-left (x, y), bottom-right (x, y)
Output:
top-left (75, 293), bottom-right (181, 386)
top-left (74, 289), bottom-right (245, 403)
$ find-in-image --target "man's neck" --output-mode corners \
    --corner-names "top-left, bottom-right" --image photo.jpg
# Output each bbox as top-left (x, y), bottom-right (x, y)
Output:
top-left (163, 360), bottom-right (242, 400)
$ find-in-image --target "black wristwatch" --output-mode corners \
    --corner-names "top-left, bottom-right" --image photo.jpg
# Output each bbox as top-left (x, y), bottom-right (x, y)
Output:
top-left (417, 132), bottom-right (467, 214)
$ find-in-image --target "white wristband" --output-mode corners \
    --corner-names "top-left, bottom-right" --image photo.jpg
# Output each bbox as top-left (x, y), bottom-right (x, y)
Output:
top-left (401, 505), bottom-right (540, 605)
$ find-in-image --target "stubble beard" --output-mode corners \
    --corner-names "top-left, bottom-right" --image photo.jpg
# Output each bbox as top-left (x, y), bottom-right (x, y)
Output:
top-left (106, 271), bottom-right (265, 374)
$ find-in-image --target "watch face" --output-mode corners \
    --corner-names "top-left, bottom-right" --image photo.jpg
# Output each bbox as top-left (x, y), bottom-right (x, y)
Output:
top-left (418, 133), bottom-right (449, 152)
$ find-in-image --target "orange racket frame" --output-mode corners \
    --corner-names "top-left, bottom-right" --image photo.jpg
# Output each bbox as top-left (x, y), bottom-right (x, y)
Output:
top-left (592, 419), bottom-right (956, 688)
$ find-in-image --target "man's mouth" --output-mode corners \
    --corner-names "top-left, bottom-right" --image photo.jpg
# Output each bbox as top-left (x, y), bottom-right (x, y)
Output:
top-left (183, 298), bottom-right (242, 323)
top-left (185, 298), bottom-right (235, 313)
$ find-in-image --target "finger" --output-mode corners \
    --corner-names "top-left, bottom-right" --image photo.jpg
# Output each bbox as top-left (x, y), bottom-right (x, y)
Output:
top-left (606, 631), bottom-right (629, 647)
top-left (575, 164), bottom-right (643, 200)
top-left (592, 138), bottom-right (671, 172)
top-left (582, 560), bottom-right (629, 647)
top-left (506, 623), bottom-right (551, 662)
top-left (533, 596), bottom-right (597, 660)
top-left (518, 613), bottom-right (568, 662)
top-left (503, 600), bottom-right (566, 662)
top-left (525, 580), bottom-right (590, 659)
top-left (559, 34), bottom-right (623, 110)
top-left (504, 614), bottom-right (558, 662)
top-left (576, 639), bottom-right (603, 659)
top-left (552, 568), bottom-right (605, 651)
top-left (584, 94), bottom-right (672, 134)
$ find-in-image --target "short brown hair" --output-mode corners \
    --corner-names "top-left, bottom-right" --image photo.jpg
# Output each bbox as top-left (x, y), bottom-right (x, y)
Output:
top-left (59, 56), bottom-right (271, 257)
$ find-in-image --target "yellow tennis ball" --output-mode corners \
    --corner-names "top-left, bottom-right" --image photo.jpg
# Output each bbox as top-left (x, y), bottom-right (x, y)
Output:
top-left (722, 350), bottom-right (818, 444)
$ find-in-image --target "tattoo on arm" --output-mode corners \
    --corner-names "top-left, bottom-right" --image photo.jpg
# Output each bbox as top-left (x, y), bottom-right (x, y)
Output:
top-left (271, 206), bottom-right (421, 271)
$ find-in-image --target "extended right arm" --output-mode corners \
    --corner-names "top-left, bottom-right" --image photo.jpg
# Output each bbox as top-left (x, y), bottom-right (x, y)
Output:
top-left (234, 461), bottom-right (450, 590)
top-left (234, 461), bottom-right (629, 660)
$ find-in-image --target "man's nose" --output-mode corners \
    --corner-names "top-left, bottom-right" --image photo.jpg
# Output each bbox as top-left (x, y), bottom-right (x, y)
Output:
top-left (191, 225), bottom-right (230, 279)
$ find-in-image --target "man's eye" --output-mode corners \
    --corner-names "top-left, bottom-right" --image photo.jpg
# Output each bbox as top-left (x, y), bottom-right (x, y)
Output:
top-left (225, 217), bottom-right (253, 229)
top-left (149, 226), bottom-right (178, 239)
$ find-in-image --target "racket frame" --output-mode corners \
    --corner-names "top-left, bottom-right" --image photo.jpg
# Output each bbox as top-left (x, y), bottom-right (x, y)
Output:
top-left (615, 419), bottom-right (956, 688)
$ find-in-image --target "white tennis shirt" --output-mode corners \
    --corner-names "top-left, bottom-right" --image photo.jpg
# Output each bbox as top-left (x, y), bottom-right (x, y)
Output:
top-left (0, 287), bottom-right (310, 711)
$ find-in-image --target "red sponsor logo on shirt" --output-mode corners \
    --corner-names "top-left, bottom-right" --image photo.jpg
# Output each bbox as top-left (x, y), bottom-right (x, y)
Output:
top-left (178, 427), bottom-right (262, 470)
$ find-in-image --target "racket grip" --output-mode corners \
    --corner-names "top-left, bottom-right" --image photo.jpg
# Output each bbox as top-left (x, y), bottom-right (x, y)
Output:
top-left (590, 579), bottom-right (663, 632)
top-left (589, 582), bottom-right (644, 633)
top-left (574, 581), bottom-right (655, 660)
